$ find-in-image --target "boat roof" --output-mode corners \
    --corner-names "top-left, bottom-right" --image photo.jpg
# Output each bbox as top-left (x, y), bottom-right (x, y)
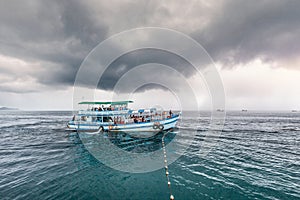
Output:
top-left (78, 101), bottom-right (133, 105)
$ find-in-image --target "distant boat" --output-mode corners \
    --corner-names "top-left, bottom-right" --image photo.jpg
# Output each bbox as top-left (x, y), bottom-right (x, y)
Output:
top-left (216, 109), bottom-right (224, 112)
top-left (291, 110), bottom-right (297, 112)
top-left (67, 100), bottom-right (180, 132)
top-left (242, 109), bottom-right (248, 112)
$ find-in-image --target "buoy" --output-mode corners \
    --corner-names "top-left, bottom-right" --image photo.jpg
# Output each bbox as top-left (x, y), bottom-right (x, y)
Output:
top-left (162, 131), bottom-right (174, 200)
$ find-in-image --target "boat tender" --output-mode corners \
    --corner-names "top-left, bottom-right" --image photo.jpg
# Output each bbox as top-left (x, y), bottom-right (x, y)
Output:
top-left (67, 101), bottom-right (180, 132)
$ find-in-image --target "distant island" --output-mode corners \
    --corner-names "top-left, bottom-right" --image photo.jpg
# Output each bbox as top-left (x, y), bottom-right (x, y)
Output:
top-left (0, 107), bottom-right (19, 111)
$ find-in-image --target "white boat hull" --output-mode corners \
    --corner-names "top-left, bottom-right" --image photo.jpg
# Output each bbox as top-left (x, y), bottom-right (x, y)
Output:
top-left (67, 115), bottom-right (179, 132)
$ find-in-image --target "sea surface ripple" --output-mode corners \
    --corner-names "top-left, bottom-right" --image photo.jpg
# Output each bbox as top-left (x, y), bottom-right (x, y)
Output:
top-left (0, 111), bottom-right (299, 200)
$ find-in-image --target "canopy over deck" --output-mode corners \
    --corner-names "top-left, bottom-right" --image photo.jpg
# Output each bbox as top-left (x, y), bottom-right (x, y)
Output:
top-left (78, 101), bottom-right (133, 105)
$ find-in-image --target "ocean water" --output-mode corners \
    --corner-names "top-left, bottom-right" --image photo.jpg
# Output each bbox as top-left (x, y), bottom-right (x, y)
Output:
top-left (0, 111), bottom-right (299, 200)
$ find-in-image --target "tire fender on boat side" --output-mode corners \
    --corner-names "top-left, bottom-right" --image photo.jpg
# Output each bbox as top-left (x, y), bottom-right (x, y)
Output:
top-left (153, 124), bottom-right (158, 129)
top-left (159, 124), bottom-right (164, 130)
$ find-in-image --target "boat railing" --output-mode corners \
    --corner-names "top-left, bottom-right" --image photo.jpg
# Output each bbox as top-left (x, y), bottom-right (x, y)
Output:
top-left (78, 110), bottom-right (129, 116)
top-left (73, 111), bottom-right (180, 124)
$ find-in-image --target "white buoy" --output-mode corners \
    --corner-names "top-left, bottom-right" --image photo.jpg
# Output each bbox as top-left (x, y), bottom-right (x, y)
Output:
top-left (162, 132), bottom-right (174, 200)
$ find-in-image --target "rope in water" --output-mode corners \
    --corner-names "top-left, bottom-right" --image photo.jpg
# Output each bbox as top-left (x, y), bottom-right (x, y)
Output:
top-left (162, 132), bottom-right (174, 200)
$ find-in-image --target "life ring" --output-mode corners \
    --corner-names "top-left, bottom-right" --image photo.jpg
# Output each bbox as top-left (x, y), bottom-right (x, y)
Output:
top-left (153, 124), bottom-right (158, 129)
top-left (108, 125), bottom-right (113, 130)
top-left (159, 125), bottom-right (164, 130)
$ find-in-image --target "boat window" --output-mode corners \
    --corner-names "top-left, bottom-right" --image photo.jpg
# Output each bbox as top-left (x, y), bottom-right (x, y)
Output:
top-left (97, 117), bottom-right (102, 122)
top-left (103, 116), bottom-right (112, 122)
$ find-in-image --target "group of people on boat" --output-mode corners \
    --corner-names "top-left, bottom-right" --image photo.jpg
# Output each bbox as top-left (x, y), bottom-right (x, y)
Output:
top-left (90, 105), bottom-right (128, 111)
top-left (70, 108), bottom-right (174, 125)
top-left (91, 105), bottom-right (107, 111)
top-left (127, 110), bottom-right (173, 124)
top-left (130, 115), bottom-right (148, 123)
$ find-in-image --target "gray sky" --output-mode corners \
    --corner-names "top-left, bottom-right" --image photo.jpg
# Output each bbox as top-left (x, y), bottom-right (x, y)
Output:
top-left (0, 0), bottom-right (299, 110)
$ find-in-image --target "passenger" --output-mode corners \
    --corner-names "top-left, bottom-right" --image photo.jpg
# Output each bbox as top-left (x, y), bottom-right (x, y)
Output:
top-left (72, 115), bottom-right (75, 121)
top-left (169, 110), bottom-right (173, 117)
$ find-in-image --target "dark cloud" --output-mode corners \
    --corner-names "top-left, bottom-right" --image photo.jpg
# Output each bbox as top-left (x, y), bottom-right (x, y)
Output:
top-left (193, 0), bottom-right (300, 67)
top-left (98, 48), bottom-right (196, 91)
top-left (0, 0), bottom-right (299, 94)
top-left (0, 0), bottom-right (108, 91)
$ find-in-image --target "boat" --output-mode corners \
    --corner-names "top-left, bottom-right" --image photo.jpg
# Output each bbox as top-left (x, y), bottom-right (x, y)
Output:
top-left (67, 101), bottom-right (180, 132)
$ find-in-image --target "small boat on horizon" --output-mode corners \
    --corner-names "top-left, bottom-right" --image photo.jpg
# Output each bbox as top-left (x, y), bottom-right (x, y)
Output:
top-left (67, 100), bottom-right (180, 132)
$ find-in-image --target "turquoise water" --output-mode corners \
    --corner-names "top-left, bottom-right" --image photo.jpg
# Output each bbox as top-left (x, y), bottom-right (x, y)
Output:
top-left (0, 111), bottom-right (299, 199)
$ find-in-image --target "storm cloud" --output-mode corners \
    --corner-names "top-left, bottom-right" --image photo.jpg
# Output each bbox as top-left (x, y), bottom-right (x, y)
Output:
top-left (194, 0), bottom-right (300, 67)
top-left (0, 0), bottom-right (299, 93)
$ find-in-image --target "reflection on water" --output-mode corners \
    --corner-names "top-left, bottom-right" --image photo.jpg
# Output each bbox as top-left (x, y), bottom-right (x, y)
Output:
top-left (103, 130), bottom-right (176, 153)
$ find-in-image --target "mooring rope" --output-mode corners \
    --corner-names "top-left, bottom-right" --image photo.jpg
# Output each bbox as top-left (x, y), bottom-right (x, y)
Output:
top-left (162, 132), bottom-right (174, 200)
